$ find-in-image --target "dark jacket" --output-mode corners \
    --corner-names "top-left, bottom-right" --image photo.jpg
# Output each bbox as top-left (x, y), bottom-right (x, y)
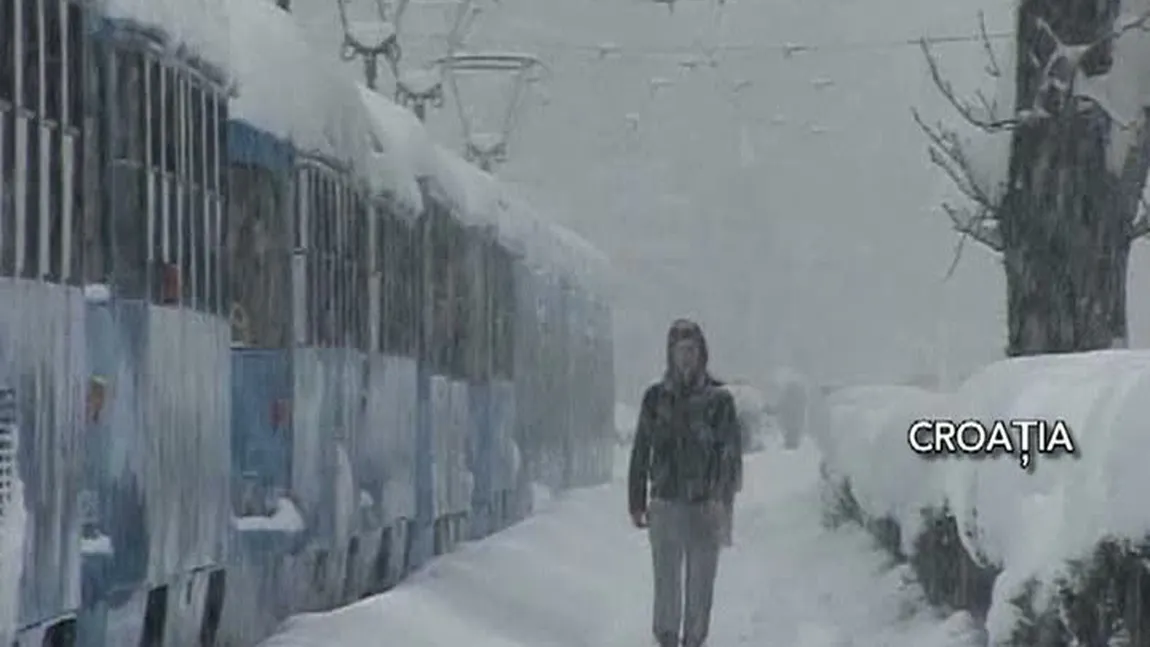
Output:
top-left (628, 320), bottom-right (742, 515)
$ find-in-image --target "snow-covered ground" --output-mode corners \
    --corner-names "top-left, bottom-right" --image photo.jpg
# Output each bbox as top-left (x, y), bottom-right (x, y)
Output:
top-left (257, 436), bottom-right (980, 647)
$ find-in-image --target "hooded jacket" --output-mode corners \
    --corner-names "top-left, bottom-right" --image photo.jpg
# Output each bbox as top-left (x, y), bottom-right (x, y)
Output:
top-left (628, 320), bottom-right (742, 515)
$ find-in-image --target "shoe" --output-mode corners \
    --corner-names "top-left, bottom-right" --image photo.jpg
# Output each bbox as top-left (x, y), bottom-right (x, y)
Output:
top-left (655, 631), bottom-right (678, 647)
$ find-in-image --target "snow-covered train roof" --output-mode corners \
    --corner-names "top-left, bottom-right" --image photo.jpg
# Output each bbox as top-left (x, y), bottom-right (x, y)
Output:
top-left (356, 85), bottom-right (610, 296)
top-left (226, 0), bottom-right (375, 178)
top-left (99, 0), bottom-right (231, 75)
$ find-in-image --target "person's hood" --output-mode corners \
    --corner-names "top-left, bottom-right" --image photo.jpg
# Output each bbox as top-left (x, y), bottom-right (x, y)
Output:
top-left (664, 318), bottom-right (712, 389)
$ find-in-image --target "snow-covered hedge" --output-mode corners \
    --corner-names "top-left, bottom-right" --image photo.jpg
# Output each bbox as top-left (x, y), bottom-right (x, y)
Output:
top-left (817, 351), bottom-right (1150, 646)
top-left (721, 382), bottom-right (775, 452)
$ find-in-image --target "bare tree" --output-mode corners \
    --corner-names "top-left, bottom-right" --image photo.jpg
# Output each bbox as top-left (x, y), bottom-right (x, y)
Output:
top-left (919, 1), bottom-right (1150, 356)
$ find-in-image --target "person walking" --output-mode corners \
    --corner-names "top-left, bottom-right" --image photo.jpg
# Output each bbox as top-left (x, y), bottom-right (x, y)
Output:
top-left (628, 319), bottom-right (743, 647)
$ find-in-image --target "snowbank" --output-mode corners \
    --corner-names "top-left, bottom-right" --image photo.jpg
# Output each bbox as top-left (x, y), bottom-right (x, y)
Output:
top-left (821, 385), bottom-right (949, 554)
top-left (100, 0), bottom-right (231, 75)
top-left (818, 350), bottom-right (1150, 645)
top-left (258, 447), bottom-right (981, 647)
top-left (767, 369), bottom-right (830, 449)
top-left (721, 382), bottom-right (772, 451)
top-left (233, 497), bottom-right (305, 533)
top-left (228, 0), bottom-right (375, 177)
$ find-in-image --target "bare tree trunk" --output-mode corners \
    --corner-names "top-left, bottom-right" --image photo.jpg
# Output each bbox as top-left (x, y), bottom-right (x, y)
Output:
top-left (1001, 0), bottom-right (1150, 356)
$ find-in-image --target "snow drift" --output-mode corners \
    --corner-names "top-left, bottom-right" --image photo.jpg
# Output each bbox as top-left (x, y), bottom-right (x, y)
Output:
top-left (817, 350), bottom-right (1150, 645)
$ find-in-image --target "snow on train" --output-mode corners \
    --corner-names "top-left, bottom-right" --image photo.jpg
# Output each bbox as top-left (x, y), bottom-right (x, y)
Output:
top-left (0, 0), bottom-right (615, 645)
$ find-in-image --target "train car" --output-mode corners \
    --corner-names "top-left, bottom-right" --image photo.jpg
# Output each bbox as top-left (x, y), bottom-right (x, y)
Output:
top-left (0, 0), bottom-right (614, 645)
top-left (0, 0), bottom-right (91, 643)
top-left (216, 0), bottom-right (389, 642)
top-left (75, 2), bottom-right (234, 645)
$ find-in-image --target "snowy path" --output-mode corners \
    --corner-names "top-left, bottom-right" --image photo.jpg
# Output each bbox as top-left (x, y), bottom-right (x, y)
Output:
top-left (259, 439), bottom-right (981, 647)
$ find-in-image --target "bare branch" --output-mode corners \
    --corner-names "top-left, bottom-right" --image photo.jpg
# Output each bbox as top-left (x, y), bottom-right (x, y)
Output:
top-left (1132, 213), bottom-right (1150, 239)
top-left (912, 108), bottom-right (1001, 210)
top-left (944, 231), bottom-right (969, 280)
top-left (975, 89), bottom-right (996, 120)
top-left (1107, 8), bottom-right (1150, 42)
top-left (1035, 17), bottom-right (1061, 50)
top-left (978, 11), bottom-right (1001, 77)
top-left (942, 203), bottom-right (1004, 251)
top-left (1133, 195), bottom-right (1150, 240)
top-left (920, 38), bottom-right (1017, 131)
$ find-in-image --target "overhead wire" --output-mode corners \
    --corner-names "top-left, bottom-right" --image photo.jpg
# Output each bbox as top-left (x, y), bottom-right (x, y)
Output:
top-left (398, 30), bottom-right (1014, 61)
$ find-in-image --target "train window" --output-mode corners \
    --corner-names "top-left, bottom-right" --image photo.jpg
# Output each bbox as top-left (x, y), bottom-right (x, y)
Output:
top-left (459, 233), bottom-right (479, 379)
top-left (490, 249), bottom-right (503, 378)
top-left (396, 219), bottom-right (416, 355)
top-left (43, 0), bottom-right (60, 122)
top-left (20, 121), bottom-right (39, 279)
top-left (505, 258), bottom-right (516, 376)
top-left (327, 178), bottom-right (339, 345)
top-left (215, 97), bottom-right (226, 196)
top-left (64, 130), bottom-right (80, 284)
top-left (346, 187), bottom-right (360, 349)
top-left (351, 191), bottom-right (369, 351)
top-left (190, 83), bottom-right (206, 310)
top-left (337, 181), bottom-right (347, 347)
top-left (21, 0), bottom-right (39, 113)
top-left (332, 180), bottom-right (346, 347)
top-left (46, 125), bottom-right (61, 280)
top-left (65, 1), bottom-right (81, 127)
top-left (0, 110), bottom-right (11, 277)
top-left (179, 73), bottom-right (190, 183)
top-left (163, 67), bottom-right (177, 174)
top-left (181, 183), bottom-right (194, 305)
top-left (205, 92), bottom-right (217, 193)
top-left (292, 166), bottom-right (308, 342)
top-left (326, 179), bottom-right (340, 345)
top-left (114, 50), bottom-right (143, 163)
top-left (1, 0), bottom-right (14, 104)
top-left (378, 211), bottom-right (396, 354)
top-left (382, 209), bottom-right (409, 356)
top-left (191, 83), bottom-right (204, 188)
top-left (316, 173), bottom-right (331, 346)
top-left (452, 226), bottom-right (469, 378)
top-left (374, 204), bottom-right (387, 353)
top-left (426, 209), bottom-right (449, 372)
top-left (305, 170), bottom-right (323, 345)
top-left (147, 61), bottom-right (161, 169)
top-left (111, 158), bottom-right (148, 298)
top-left (81, 43), bottom-right (106, 283)
top-left (227, 165), bottom-right (289, 347)
top-left (197, 190), bottom-right (207, 309)
top-left (160, 163), bottom-right (178, 304)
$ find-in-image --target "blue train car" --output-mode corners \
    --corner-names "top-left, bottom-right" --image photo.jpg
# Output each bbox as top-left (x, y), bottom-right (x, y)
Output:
top-left (217, 0), bottom-right (423, 641)
top-left (1, 0), bottom-right (95, 643)
top-left (75, 9), bottom-right (233, 646)
top-left (360, 199), bottom-right (420, 593)
top-left (1, 0), bottom-right (615, 644)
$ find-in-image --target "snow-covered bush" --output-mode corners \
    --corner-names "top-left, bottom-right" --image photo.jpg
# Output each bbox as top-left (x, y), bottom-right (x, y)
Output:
top-left (765, 370), bottom-right (829, 450)
top-left (817, 351), bottom-right (1150, 646)
top-left (721, 382), bottom-right (771, 452)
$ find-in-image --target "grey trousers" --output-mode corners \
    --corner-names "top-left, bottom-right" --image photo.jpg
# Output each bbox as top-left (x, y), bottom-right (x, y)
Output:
top-left (647, 499), bottom-right (721, 647)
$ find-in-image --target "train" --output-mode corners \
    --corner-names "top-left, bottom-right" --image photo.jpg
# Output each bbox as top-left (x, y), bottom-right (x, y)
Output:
top-left (0, 0), bottom-right (615, 645)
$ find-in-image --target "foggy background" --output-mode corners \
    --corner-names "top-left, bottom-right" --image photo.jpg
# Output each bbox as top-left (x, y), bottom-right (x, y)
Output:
top-left (291, 0), bottom-right (1150, 402)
